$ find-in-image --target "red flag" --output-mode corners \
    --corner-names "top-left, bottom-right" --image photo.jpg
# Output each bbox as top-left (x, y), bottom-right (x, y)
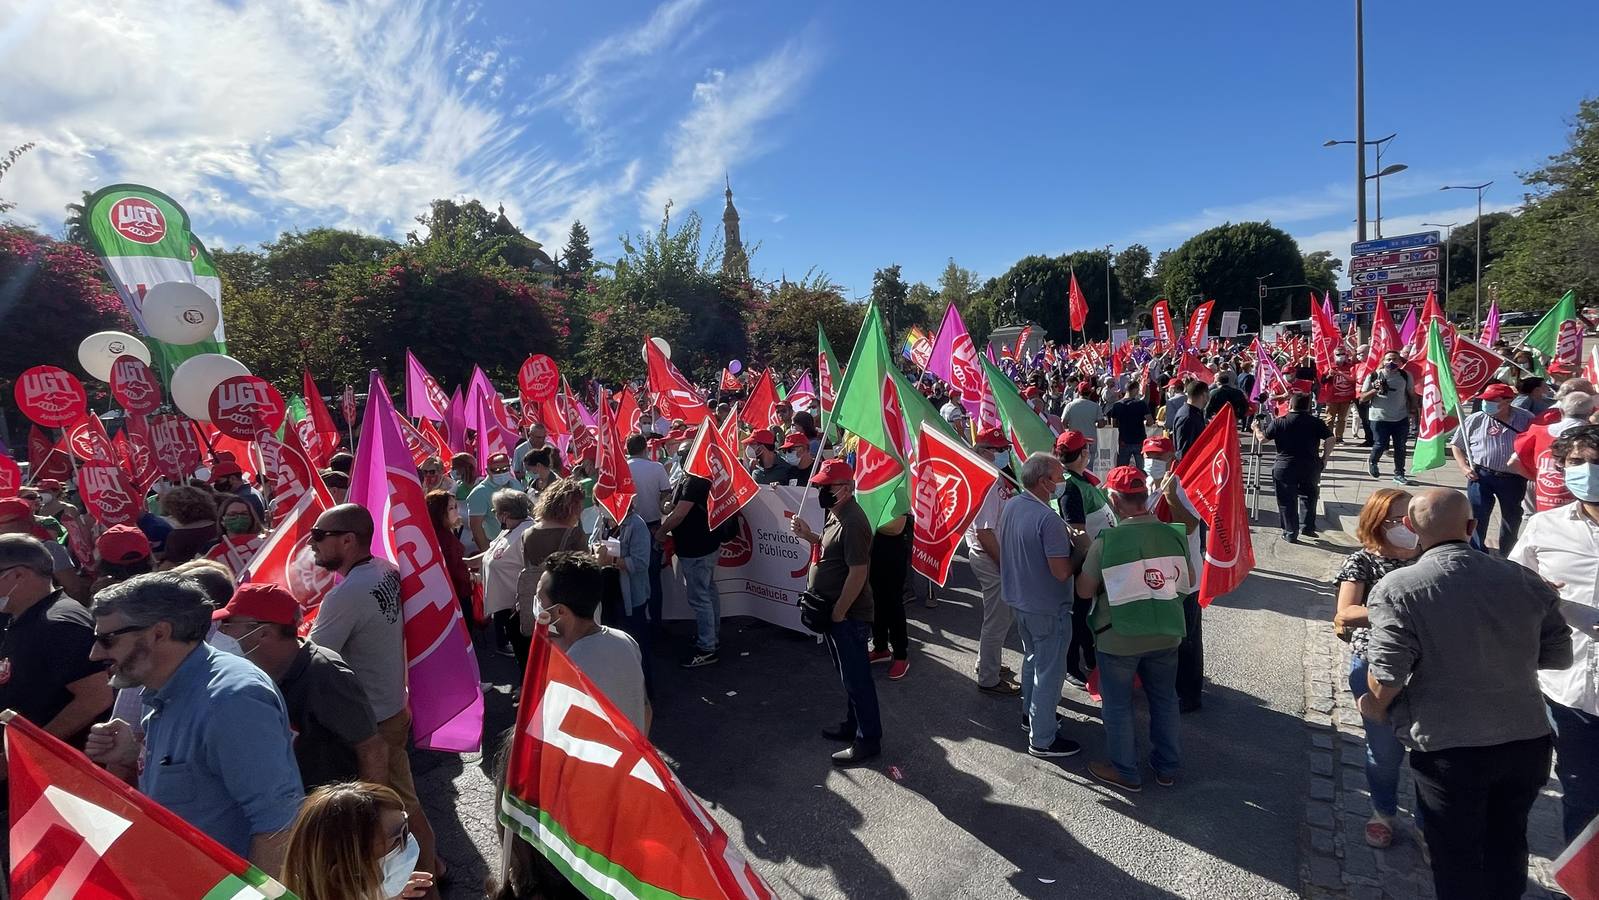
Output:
top-left (419, 418), bottom-right (450, 463)
top-left (741, 369), bottom-right (778, 430)
top-left (112, 430), bottom-right (160, 495)
top-left (1407, 291), bottom-right (1457, 363)
top-left (1015, 325), bottom-right (1033, 358)
top-left (253, 422), bottom-right (334, 518)
top-left (1310, 293), bottom-right (1340, 374)
top-left (613, 387), bottom-right (642, 441)
top-left (76, 459), bottom-right (139, 527)
top-left (244, 485), bottom-right (334, 632)
top-left (301, 370), bottom-right (341, 466)
top-left (1068, 273), bottom-right (1089, 332)
top-left (1553, 813), bottom-right (1599, 900)
top-left (1171, 412), bottom-right (1254, 606)
top-left (910, 425), bottom-right (1000, 585)
top-left (3, 714), bottom-right (294, 898)
top-left (26, 426), bottom-right (52, 478)
top-left (1175, 350), bottom-right (1214, 382)
top-left (1449, 333), bottom-right (1508, 402)
top-left (340, 385), bottom-right (357, 430)
top-left (683, 418), bottom-right (759, 530)
top-left (143, 413), bottom-right (203, 482)
top-left (720, 402), bottom-right (742, 447)
top-left (1152, 299), bottom-right (1177, 347)
top-left (1184, 300), bottom-right (1216, 350)
top-left (644, 337), bottom-right (709, 425)
top-left (500, 626), bottom-right (774, 900)
top-left (720, 368), bottom-right (741, 392)
top-left (0, 453), bottom-right (21, 497)
top-left (1359, 296), bottom-right (1401, 383)
top-left (64, 414), bottom-right (116, 463)
top-left (593, 388), bottom-right (637, 525)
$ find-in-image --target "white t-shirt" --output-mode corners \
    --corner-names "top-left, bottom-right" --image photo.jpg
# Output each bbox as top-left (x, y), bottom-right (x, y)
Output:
top-left (626, 458), bottom-right (672, 523)
top-left (565, 627), bottom-right (648, 731)
top-left (964, 482), bottom-right (1004, 556)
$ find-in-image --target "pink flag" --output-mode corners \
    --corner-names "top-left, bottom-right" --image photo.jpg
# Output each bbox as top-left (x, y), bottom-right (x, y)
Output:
top-left (476, 389), bottom-right (509, 476)
top-left (1397, 306), bottom-right (1419, 347)
top-left (350, 370), bottom-right (484, 752)
top-left (926, 303), bottom-right (985, 419)
top-left (1252, 338), bottom-right (1289, 402)
top-left (444, 386), bottom-right (468, 454)
top-left (1482, 300), bottom-right (1501, 345)
top-left (405, 350), bottom-right (449, 422)
top-left (787, 371), bottom-right (818, 412)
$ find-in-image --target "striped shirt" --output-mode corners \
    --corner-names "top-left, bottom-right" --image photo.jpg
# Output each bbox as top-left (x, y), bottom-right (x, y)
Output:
top-left (1450, 407), bottom-right (1536, 473)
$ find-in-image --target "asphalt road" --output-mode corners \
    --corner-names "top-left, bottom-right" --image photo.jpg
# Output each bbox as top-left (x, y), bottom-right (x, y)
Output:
top-left (415, 455), bottom-right (1340, 899)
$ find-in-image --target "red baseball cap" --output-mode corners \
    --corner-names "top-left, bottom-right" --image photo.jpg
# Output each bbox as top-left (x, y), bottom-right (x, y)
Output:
top-left (213, 582), bottom-right (301, 626)
top-left (810, 458), bottom-right (855, 486)
top-left (1076, 381), bottom-right (1092, 394)
top-left (1141, 436), bottom-right (1175, 456)
top-left (1054, 430), bottom-right (1088, 453)
top-left (96, 524), bottom-right (151, 565)
top-left (209, 459), bottom-right (244, 482)
top-left (1105, 465), bottom-right (1148, 494)
top-left (1166, 378), bottom-right (1183, 389)
top-left (975, 427), bottom-right (1009, 448)
top-left (780, 431), bottom-right (810, 450)
top-left (33, 478), bottom-right (64, 492)
top-left (743, 428), bottom-right (777, 446)
top-left (1477, 383), bottom-right (1516, 402)
top-left (0, 498), bottom-right (34, 525)
top-left (1020, 386), bottom-right (1040, 399)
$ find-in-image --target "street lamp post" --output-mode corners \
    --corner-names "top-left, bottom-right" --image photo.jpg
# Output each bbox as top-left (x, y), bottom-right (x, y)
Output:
top-left (1421, 221), bottom-right (1458, 313)
top-left (1354, 0), bottom-right (1367, 240)
top-left (1440, 182), bottom-right (1493, 328)
top-left (1325, 133), bottom-right (1403, 237)
top-left (1105, 243), bottom-right (1114, 341)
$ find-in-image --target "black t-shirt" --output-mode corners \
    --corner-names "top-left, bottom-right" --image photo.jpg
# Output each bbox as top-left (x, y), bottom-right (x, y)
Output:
top-left (1169, 404), bottom-right (1210, 459)
top-left (670, 475), bottom-right (721, 558)
top-left (1206, 385), bottom-right (1250, 422)
top-left (0, 590), bottom-right (108, 748)
top-left (1106, 398), bottom-right (1150, 444)
top-left (1264, 412), bottom-right (1333, 466)
top-left (751, 459), bottom-right (803, 486)
top-left (280, 641), bottom-right (379, 790)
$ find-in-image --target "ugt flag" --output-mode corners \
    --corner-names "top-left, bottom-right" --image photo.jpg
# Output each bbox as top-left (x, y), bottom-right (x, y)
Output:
top-left (1170, 411), bottom-right (1254, 606)
top-left (1411, 320), bottom-right (1461, 474)
top-left (683, 417), bottom-right (759, 530)
top-left (5, 713), bottom-right (296, 898)
top-left (1553, 812), bottom-right (1599, 900)
top-left (910, 425), bottom-right (1000, 585)
top-left (499, 628), bottom-right (773, 900)
top-left (350, 371), bottom-right (484, 752)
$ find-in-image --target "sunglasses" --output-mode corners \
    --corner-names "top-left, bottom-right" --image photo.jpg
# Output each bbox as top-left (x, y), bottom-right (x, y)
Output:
top-left (93, 623), bottom-right (153, 649)
top-left (308, 528), bottom-right (352, 542)
top-left (488, 467), bottom-right (511, 475)
top-left (386, 813), bottom-right (411, 854)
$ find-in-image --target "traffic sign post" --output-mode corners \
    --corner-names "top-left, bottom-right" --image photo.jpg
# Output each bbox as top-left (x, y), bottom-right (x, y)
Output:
top-left (1347, 230), bottom-right (1443, 324)
top-left (1352, 263), bottom-right (1441, 284)
top-left (1350, 231), bottom-right (1440, 256)
top-left (1349, 246), bottom-right (1441, 273)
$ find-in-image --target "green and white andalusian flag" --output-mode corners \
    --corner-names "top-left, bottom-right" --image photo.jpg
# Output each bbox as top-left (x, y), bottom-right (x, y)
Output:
top-left (1097, 521), bottom-right (1190, 638)
top-left (81, 184), bottom-right (226, 381)
top-left (1411, 319), bottom-right (1461, 473)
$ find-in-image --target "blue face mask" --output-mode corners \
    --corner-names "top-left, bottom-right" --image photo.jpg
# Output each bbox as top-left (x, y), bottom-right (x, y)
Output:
top-left (1483, 401), bottom-right (1501, 415)
top-left (993, 451), bottom-right (1010, 470)
top-left (1565, 462), bottom-right (1599, 502)
top-left (1051, 479), bottom-right (1067, 501)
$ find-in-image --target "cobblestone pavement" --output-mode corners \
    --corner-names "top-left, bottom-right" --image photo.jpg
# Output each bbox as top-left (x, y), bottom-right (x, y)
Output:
top-left (1293, 442), bottom-right (1567, 900)
top-left (401, 437), bottom-right (1576, 899)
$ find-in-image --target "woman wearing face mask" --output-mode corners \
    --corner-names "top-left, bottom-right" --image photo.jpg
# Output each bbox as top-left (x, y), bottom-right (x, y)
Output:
top-left (205, 496), bottom-right (266, 578)
top-left (468, 489), bottom-right (537, 673)
top-left (282, 781), bottom-right (432, 900)
top-left (426, 489), bottom-right (475, 630)
top-left (1332, 488), bottom-right (1421, 849)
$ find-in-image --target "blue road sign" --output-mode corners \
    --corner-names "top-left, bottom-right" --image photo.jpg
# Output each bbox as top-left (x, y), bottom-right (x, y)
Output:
top-left (1350, 231), bottom-right (1440, 257)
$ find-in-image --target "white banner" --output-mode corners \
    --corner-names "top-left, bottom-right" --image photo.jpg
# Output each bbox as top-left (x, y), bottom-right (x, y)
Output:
top-left (661, 484), bottom-right (824, 635)
top-left (1110, 328), bottom-right (1129, 349)
top-left (1095, 426), bottom-right (1119, 473)
top-left (1220, 310), bottom-right (1242, 337)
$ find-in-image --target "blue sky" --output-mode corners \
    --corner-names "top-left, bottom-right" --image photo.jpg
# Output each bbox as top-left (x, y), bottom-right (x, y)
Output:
top-left (3, 0), bottom-right (1594, 296)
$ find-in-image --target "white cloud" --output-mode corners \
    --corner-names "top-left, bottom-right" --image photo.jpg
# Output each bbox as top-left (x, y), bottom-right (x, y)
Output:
top-left (639, 39), bottom-right (817, 222)
top-left (531, 0), bottom-right (710, 131)
top-left (1292, 200), bottom-right (1523, 290)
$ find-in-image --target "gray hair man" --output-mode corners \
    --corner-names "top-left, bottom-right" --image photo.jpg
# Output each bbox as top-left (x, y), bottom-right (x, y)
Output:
top-left (85, 573), bottom-right (304, 874)
top-left (1359, 488), bottom-right (1572, 899)
top-left (997, 452), bottom-right (1082, 758)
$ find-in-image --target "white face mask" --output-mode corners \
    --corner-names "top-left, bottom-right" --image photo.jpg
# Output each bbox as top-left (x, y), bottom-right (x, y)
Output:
top-left (38, 492), bottom-right (56, 506)
top-left (1147, 458), bottom-right (1168, 481)
top-left (744, 446), bottom-right (761, 461)
top-left (1384, 522), bottom-right (1419, 551)
top-left (1051, 480), bottom-right (1067, 501)
top-left (380, 833), bottom-right (421, 898)
top-left (780, 451), bottom-right (800, 466)
top-left (208, 630), bottom-right (245, 657)
top-left (489, 472), bottom-right (511, 487)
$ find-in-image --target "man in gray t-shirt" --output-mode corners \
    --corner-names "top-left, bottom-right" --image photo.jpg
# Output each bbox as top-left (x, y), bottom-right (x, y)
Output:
top-left (1358, 350), bottom-right (1418, 484)
top-left (539, 550), bottom-right (651, 733)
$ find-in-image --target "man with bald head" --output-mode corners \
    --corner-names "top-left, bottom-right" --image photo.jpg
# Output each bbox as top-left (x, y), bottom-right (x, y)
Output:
top-left (1359, 488), bottom-right (1572, 900)
top-left (307, 502), bottom-right (441, 883)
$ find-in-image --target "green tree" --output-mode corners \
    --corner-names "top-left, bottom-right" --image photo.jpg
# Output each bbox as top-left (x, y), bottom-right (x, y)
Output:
top-left (1114, 244), bottom-right (1158, 311)
top-left (990, 254), bottom-right (1074, 342)
top-left (1160, 221), bottom-right (1309, 327)
top-left (561, 221), bottom-right (594, 276)
top-left (1490, 99), bottom-right (1599, 309)
top-left (0, 143), bottom-right (34, 215)
top-left (258, 228), bottom-right (397, 290)
top-left (745, 271), bottom-right (863, 374)
top-left (1302, 250), bottom-right (1344, 299)
top-left (870, 264), bottom-right (910, 342)
top-left (904, 282), bottom-right (940, 333)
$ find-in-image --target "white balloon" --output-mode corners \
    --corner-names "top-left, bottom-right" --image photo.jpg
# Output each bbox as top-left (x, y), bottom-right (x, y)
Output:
top-left (170, 353), bottom-right (249, 421)
top-left (640, 336), bottom-right (672, 362)
top-left (78, 331), bottom-right (151, 382)
top-left (142, 281), bottom-right (220, 345)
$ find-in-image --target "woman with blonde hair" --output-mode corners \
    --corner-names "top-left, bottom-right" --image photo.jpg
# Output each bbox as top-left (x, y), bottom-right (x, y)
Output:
top-left (282, 781), bottom-right (432, 900)
top-left (1331, 487), bottom-right (1421, 849)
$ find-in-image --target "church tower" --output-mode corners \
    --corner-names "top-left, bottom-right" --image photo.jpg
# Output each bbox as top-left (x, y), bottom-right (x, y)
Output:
top-left (721, 176), bottom-right (748, 279)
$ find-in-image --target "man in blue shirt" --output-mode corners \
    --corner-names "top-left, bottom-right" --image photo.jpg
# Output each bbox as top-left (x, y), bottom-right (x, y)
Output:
top-left (998, 452), bottom-right (1083, 759)
top-left (86, 573), bottom-right (303, 875)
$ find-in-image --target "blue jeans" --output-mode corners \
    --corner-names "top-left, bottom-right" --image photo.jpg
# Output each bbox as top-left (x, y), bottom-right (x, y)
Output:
top-left (1115, 444), bottom-right (1144, 471)
top-left (1466, 470), bottom-right (1528, 555)
top-left (1016, 605), bottom-right (1071, 749)
top-left (678, 553), bottom-right (720, 652)
top-left (1548, 699), bottom-right (1599, 843)
top-left (1368, 418), bottom-right (1409, 476)
top-left (824, 619), bottom-right (882, 744)
top-left (1097, 647), bottom-right (1181, 783)
top-left (1350, 654), bottom-right (1409, 818)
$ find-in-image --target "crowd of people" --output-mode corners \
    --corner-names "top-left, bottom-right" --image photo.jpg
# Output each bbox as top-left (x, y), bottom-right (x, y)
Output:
top-left (0, 323), bottom-right (1593, 900)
